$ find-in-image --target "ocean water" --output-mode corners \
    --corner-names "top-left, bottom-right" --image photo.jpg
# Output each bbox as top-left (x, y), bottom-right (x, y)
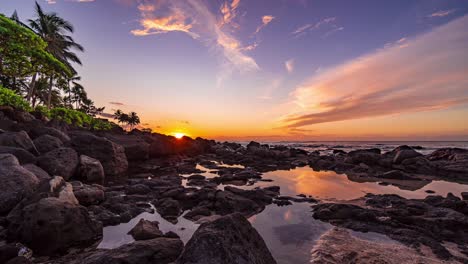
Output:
top-left (248, 141), bottom-right (468, 155)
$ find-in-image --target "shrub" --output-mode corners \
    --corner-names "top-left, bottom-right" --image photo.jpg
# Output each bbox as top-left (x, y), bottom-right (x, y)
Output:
top-left (50, 107), bottom-right (92, 127)
top-left (90, 118), bottom-right (113, 131)
top-left (0, 85), bottom-right (31, 111)
top-left (33, 105), bottom-right (51, 118)
top-left (48, 107), bottom-right (112, 131)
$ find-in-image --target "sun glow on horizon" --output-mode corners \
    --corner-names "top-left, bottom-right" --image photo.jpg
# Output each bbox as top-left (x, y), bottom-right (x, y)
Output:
top-left (173, 132), bottom-right (185, 139)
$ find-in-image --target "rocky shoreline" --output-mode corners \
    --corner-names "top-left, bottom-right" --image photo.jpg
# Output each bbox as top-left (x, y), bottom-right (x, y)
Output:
top-left (1, 107), bottom-right (467, 264)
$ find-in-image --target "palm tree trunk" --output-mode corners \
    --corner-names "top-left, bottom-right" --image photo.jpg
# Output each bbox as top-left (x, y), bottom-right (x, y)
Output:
top-left (68, 81), bottom-right (72, 108)
top-left (32, 95), bottom-right (37, 108)
top-left (27, 72), bottom-right (37, 102)
top-left (47, 76), bottom-right (53, 109)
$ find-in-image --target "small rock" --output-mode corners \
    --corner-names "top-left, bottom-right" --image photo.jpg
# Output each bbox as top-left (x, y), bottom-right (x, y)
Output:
top-left (128, 219), bottom-right (163, 240)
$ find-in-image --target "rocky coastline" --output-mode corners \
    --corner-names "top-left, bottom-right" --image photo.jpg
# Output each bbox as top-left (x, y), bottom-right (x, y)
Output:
top-left (1, 107), bottom-right (467, 264)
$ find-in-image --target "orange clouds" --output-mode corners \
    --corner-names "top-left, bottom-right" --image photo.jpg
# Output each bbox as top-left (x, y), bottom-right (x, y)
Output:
top-left (131, 0), bottom-right (258, 83)
top-left (254, 15), bottom-right (275, 34)
top-left (131, 3), bottom-right (197, 38)
top-left (281, 15), bottom-right (468, 129)
top-left (220, 0), bottom-right (241, 26)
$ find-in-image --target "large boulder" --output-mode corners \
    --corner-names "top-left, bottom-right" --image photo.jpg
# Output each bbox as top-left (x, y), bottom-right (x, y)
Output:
top-left (393, 147), bottom-right (422, 164)
top-left (37, 147), bottom-right (79, 180)
top-left (128, 219), bottom-right (163, 240)
top-left (33, 134), bottom-right (63, 154)
top-left (0, 131), bottom-right (38, 155)
top-left (22, 164), bottom-right (51, 181)
top-left (425, 148), bottom-right (468, 177)
top-left (0, 154), bottom-right (39, 214)
top-left (77, 155), bottom-right (105, 184)
top-left (0, 146), bottom-right (36, 164)
top-left (7, 177), bottom-right (102, 256)
top-left (28, 126), bottom-right (70, 143)
top-left (103, 134), bottom-right (150, 161)
top-left (345, 149), bottom-right (381, 165)
top-left (177, 213), bottom-right (277, 264)
top-left (70, 132), bottom-right (128, 181)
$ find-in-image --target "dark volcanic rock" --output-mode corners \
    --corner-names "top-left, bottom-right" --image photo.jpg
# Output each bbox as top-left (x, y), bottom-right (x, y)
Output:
top-left (313, 194), bottom-right (468, 260)
top-left (0, 154), bottom-right (39, 214)
top-left (103, 133), bottom-right (150, 161)
top-left (37, 147), bottom-right (79, 180)
top-left (462, 192), bottom-right (468, 201)
top-left (128, 219), bottom-right (163, 240)
top-left (155, 198), bottom-right (181, 223)
top-left (0, 131), bottom-right (39, 155)
top-left (72, 182), bottom-right (105, 206)
top-left (22, 163), bottom-right (51, 181)
top-left (7, 177), bottom-right (102, 256)
top-left (71, 132), bottom-right (128, 181)
top-left (33, 134), bottom-right (63, 154)
top-left (426, 148), bottom-right (468, 178)
top-left (393, 148), bottom-right (422, 164)
top-left (345, 149), bottom-right (381, 166)
top-left (77, 155), bottom-right (105, 184)
top-left (0, 146), bottom-right (36, 164)
top-left (177, 213), bottom-right (277, 264)
top-left (29, 126), bottom-right (70, 143)
top-left (52, 237), bottom-right (183, 264)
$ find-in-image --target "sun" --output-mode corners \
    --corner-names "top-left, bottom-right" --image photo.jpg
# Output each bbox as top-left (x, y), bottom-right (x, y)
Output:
top-left (174, 133), bottom-right (185, 139)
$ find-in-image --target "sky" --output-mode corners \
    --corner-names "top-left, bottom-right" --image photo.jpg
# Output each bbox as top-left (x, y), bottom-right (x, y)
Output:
top-left (1, 0), bottom-right (468, 141)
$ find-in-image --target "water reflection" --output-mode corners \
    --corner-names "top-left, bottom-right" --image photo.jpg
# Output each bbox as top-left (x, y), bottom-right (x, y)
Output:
top-left (98, 206), bottom-right (199, 249)
top-left (258, 167), bottom-right (467, 200)
top-left (249, 203), bottom-right (330, 264)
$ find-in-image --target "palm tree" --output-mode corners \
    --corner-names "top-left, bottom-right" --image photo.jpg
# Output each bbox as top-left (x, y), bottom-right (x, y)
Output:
top-left (63, 74), bottom-right (81, 107)
top-left (70, 81), bottom-right (86, 109)
top-left (113, 109), bottom-right (123, 122)
top-left (28, 2), bottom-right (84, 109)
top-left (127, 112), bottom-right (140, 130)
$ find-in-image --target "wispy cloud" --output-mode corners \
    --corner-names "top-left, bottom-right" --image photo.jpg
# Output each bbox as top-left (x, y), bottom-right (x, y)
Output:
top-left (281, 15), bottom-right (468, 128)
top-left (109, 101), bottom-right (125, 106)
top-left (428, 9), bottom-right (456, 18)
top-left (254, 15), bottom-right (275, 35)
top-left (219, 0), bottom-right (241, 27)
top-left (285, 59), bottom-right (294, 73)
top-left (292, 17), bottom-right (338, 38)
top-left (322, 26), bottom-right (344, 38)
top-left (131, 0), bottom-right (258, 85)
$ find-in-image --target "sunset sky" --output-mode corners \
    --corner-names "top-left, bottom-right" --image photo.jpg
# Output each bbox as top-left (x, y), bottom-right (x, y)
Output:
top-left (2, 0), bottom-right (468, 141)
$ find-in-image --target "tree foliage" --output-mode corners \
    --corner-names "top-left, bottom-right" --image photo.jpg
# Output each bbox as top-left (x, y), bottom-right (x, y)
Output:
top-left (0, 85), bottom-right (31, 111)
top-left (0, 14), bottom-right (69, 89)
top-left (113, 109), bottom-right (141, 130)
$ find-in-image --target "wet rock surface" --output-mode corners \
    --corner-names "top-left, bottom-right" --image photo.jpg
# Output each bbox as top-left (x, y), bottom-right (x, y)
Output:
top-left (313, 194), bottom-right (468, 261)
top-left (128, 219), bottom-right (163, 240)
top-left (311, 228), bottom-right (457, 264)
top-left (177, 213), bottom-right (277, 264)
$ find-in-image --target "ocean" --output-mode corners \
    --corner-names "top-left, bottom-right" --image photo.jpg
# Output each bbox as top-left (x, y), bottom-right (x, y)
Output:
top-left (245, 141), bottom-right (468, 155)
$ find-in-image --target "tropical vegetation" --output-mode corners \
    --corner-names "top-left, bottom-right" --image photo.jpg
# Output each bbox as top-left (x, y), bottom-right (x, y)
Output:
top-left (0, 2), bottom-right (130, 131)
top-left (114, 109), bottom-right (141, 130)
